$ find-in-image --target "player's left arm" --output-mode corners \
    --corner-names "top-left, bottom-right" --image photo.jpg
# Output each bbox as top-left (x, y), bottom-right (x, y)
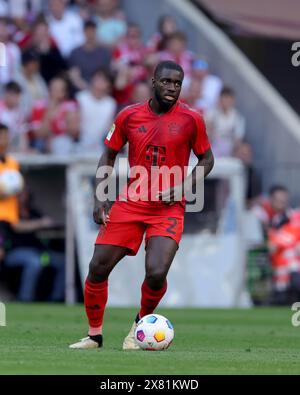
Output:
top-left (185, 148), bottom-right (214, 191)
top-left (181, 148), bottom-right (214, 200)
top-left (158, 148), bottom-right (214, 205)
top-left (186, 112), bottom-right (214, 190)
top-left (158, 112), bottom-right (214, 205)
top-left (194, 148), bottom-right (214, 178)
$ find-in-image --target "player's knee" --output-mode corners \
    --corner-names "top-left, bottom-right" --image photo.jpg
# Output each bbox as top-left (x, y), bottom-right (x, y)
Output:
top-left (146, 269), bottom-right (167, 290)
top-left (88, 252), bottom-right (110, 282)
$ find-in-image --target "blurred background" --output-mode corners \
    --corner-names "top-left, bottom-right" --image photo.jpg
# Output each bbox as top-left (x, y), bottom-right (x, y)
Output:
top-left (0, 0), bottom-right (300, 308)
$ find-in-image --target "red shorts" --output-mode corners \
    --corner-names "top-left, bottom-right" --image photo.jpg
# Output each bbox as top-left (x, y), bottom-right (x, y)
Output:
top-left (95, 200), bottom-right (184, 256)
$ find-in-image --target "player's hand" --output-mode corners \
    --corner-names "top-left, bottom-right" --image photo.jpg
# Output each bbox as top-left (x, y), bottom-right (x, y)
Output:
top-left (156, 185), bottom-right (183, 206)
top-left (93, 201), bottom-right (110, 226)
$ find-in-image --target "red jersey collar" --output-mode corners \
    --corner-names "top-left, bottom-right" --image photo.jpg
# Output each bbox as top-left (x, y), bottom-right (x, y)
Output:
top-left (146, 99), bottom-right (179, 116)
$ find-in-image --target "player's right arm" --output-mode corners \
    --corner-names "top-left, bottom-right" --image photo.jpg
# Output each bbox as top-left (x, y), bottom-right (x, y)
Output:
top-left (93, 146), bottom-right (119, 225)
top-left (93, 108), bottom-right (129, 225)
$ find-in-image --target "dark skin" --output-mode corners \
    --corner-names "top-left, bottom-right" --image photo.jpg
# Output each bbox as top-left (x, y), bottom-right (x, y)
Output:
top-left (88, 67), bottom-right (214, 292)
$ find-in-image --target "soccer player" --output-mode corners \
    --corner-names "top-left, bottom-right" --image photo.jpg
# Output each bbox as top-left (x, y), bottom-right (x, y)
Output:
top-left (70, 60), bottom-right (214, 350)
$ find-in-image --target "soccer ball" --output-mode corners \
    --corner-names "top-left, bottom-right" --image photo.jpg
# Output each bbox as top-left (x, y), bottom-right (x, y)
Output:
top-left (134, 314), bottom-right (174, 350)
top-left (0, 169), bottom-right (24, 196)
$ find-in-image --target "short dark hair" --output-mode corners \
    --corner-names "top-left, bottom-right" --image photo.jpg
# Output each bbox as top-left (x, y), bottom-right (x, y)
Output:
top-left (220, 86), bottom-right (235, 96)
top-left (4, 81), bottom-right (22, 94)
top-left (269, 185), bottom-right (288, 196)
top-left (49, 73), bottom-right (73, 98)
top-left (0, 17), bottom-right (9, 25)
top-left (0, 123), bottom-right (9, 133)
top-left (91, 68), bottom-right (113, 85)
top-left (166, 31), bottom-right (186, 43)
top-left (127, 22), bottom-right (141, 31)
top-left (32, 14), bottom-right (48, 30)
top-left (84, 19), bottom-right (97, 30)
top-left (220, 86), bottom-right (235, 97)
top-left (158, 15), bottom-right (176, 33)
top-left (22, 50), bottom-right (40, 65)
top-left (154, 60), bottom-right (184, 79)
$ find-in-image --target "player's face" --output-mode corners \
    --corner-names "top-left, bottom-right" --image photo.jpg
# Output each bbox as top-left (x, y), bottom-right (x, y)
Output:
top-left (153, 68), bottom-right (183, 110)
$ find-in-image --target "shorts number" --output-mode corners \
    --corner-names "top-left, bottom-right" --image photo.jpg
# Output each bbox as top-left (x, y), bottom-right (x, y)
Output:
top-left (166, 217), bottom-right (177, 235)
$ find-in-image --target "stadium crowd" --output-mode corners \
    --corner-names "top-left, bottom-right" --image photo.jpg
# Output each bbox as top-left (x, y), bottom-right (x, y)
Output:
top-left (0, 0), bottom-right (247, 159)
top-left (0, 0), bottom-right (299, 304)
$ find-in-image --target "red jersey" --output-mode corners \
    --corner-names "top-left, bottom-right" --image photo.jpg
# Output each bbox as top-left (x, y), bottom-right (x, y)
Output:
top-left (104, 100), bottom-right (210, 208)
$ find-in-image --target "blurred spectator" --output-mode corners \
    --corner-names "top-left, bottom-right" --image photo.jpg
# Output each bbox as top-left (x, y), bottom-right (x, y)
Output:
top-left (0, 126), bottom-right (64, 303)
top-left (29, 17), bottom-right (67, 83)
top-left (68, 19), bottom-right (111, 91)
top-left (112, 23), bottom-right (147, 83)
top-left (0, 1), bottom-right (7, 16)
top-left (158, 32), bottom-right (195, 82)
top-left (50, 109), bottom-right (81, 155)
top-left (253, 186), bottom-right (300, 303)
top-left (0, 0), bottom-right (44, 20)
top-left (268, 209), bottom-right (300, 301)
top-left (69, 0), bottom-right (91, 21)
top-left (0, 124), bottom-right (64, 302)
top-left (30, 75), bottom-right (77, 152)
top-left (76, 69), bottom-right (116, 152)
top-left (112, 63), bottom-right (135, 109)
top-left (0, 81), bottom-right (27, 152)
top-left (205, 87), bottom-right (245, 157)
top-left (181, 77), bottom-right (203, 114)
top-left (0, 123), bottom-right (20, 225)
top-left (47, 0), bottom-right (85, 58)
top-left (253, 185), bottom-right (291, 232)
top-left (233, 141), bottom-right (261, 203)
top-left (94, 0), bottom-right (127, 47)
top-left (185, 59), bottom-right (222, 111)
top-left (0, 17), bottom-right (21, 86)
top-left (147, 14), bottom-right (178, 52)
top-left (131, 80), bottom-right (151, 104)
top-left (16, 50), bottom-right (48, 118)
top-left (129, 30), bottom-right (195, 106)
top-left (1, 188), bottom-right (65, 302)
top-left (112, 22), bottom-right (149, 109)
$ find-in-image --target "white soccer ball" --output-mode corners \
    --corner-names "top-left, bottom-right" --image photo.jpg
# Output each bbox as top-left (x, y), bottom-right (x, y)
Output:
top-left (134, 314), bottom-right (174, 350)
top-left (0, 169), bottom-right (24, 196)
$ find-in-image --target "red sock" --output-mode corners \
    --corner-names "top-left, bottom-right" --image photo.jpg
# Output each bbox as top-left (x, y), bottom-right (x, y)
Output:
top-left (84, 278), bottom-right (108, 336)
top-left (139, 279), bottom-right (167, 318)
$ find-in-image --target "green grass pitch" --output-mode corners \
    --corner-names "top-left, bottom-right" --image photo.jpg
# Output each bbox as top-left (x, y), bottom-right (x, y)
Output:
top-left (1, 303), bottom-right (300, 375)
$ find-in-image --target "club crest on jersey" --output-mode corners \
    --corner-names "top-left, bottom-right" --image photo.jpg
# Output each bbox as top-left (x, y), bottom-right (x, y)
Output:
top-left (106, 124), bottom-right (115, 141)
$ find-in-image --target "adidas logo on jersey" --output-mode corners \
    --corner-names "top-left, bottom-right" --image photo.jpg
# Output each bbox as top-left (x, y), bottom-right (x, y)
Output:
top-left (138, 125), bottom-right (147, 133)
